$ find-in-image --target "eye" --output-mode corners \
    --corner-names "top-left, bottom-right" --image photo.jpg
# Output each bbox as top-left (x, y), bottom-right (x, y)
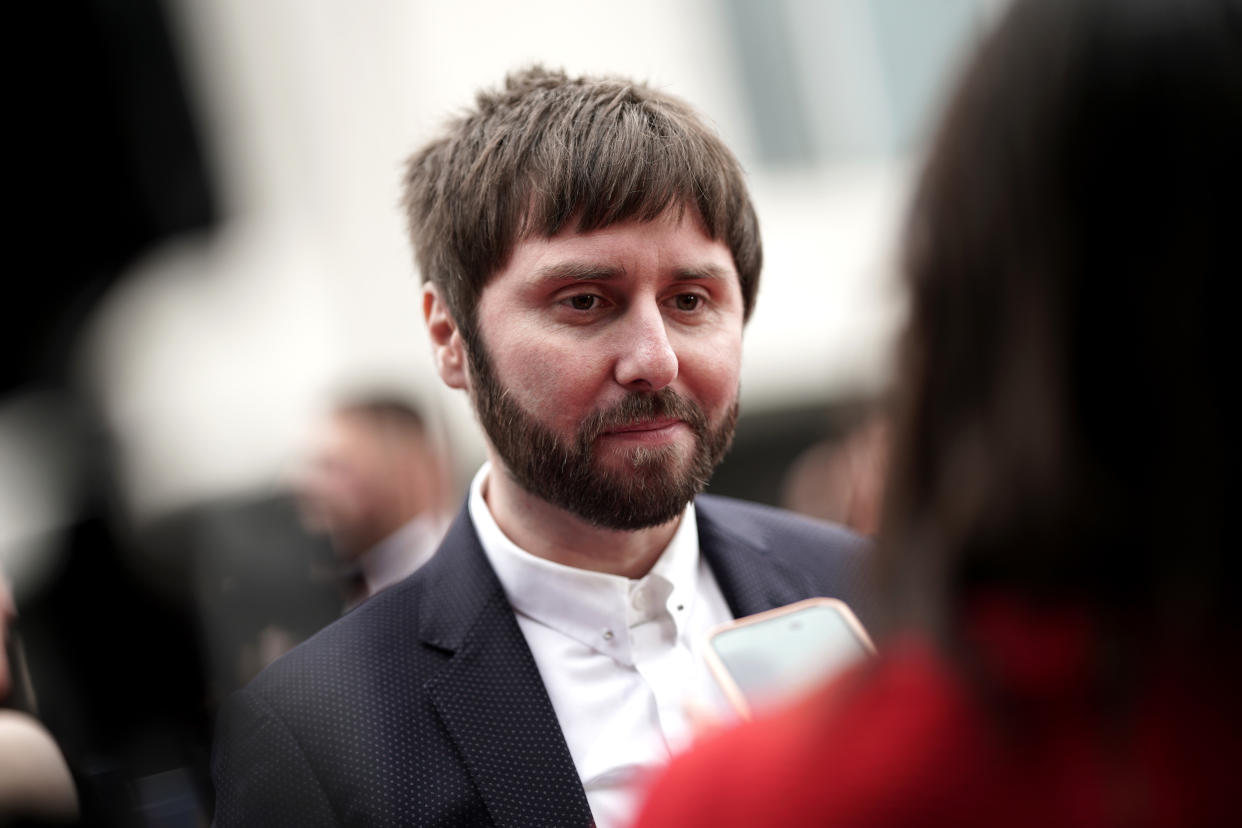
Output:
top-left (564, 294), bottom-right (601, 311)
top-left (672, 293), bottom-right (703, 312)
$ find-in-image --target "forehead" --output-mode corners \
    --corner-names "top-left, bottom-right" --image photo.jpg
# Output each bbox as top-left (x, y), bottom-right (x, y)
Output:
top-left (311, 413), bottom-right (370, 458)
top-left (487, 207), bottom-right (739, 289)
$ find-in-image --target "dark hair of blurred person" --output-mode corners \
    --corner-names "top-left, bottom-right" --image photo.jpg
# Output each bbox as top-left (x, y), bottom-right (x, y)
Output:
top-left (634, 0), bottom-right (1241, 825)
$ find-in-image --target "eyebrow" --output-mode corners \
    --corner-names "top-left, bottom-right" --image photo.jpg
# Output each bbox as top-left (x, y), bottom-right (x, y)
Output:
top-left (533, 262), bottom-right (625, 282)
top-left (532, 262), bottom-right (735, 283)
top-left (672, 264), bottom-right (734, 282)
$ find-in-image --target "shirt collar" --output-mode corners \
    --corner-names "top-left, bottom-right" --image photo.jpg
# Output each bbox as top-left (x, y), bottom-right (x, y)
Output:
top-left (468, 462), bottom-right (702, 666)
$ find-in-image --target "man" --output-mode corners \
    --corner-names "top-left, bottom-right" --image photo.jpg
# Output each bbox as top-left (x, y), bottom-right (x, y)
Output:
top-left (212, 66), bottom-right (870, 828)
top-left (294, 397), bottom-right (452, 608)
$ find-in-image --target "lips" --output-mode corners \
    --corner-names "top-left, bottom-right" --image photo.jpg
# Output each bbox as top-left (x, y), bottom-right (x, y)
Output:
top-left (603, 418), bottom-right (682, 435)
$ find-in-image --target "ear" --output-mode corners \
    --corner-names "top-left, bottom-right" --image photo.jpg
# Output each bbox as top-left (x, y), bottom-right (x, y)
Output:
top-left (423, 284), bottom-right (469, 390)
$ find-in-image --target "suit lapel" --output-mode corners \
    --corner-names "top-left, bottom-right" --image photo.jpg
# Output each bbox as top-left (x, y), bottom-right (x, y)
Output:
top-left (419, 506), bottom-right (594, 828)
top-left (696, 495), bottom-right (811, 618)
top-left (414, 496), bottom-right (802, 826)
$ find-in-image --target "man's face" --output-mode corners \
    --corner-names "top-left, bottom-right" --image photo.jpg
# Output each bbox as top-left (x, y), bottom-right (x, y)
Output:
top-left (295, 414), bottom-right (431, 557)
top-left (295, 415), bottom-right (388, 558)
top-left (465, 208), bottom-right (745, 529)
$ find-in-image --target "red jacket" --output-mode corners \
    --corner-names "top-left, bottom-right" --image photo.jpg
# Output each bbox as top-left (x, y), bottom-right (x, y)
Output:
top-left (633, 600), bottom-right (1237, 827)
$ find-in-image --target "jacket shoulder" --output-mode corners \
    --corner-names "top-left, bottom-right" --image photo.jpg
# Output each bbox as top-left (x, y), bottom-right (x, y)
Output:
top-left (695, 493), bottom-right (869, 559)
top-left (694, 494), bottom-right (876, 626)
top-left (240, 572), bottom-right (444, 707)
top-left (212, 568), bottom-right (492, 824)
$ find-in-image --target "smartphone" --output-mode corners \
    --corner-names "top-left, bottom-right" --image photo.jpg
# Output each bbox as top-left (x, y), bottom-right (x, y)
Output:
top-left (704, 597), bottom-right (875, 720)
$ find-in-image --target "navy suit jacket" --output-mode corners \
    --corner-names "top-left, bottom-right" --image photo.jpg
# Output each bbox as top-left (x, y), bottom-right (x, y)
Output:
top-left (212, 494), bottom-right (871, 827)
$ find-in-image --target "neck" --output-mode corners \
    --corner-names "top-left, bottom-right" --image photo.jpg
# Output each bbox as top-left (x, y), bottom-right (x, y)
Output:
top-left (483, 462), bottom-right (681, 579)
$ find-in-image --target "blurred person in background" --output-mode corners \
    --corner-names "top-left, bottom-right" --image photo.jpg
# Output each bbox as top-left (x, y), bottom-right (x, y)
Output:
top-left (172, 396), bottom-right (451, 710)
top-left (4, 0), bottom-right (221, 823)
top-left (1, 569), bottom-right (79, 825)
top-left (294, 396), bottom-right (453, 609)
top-left (212, 66), bottom-right (872, 828)
top-left (781, 412), bottom-right (888, 536)
top-left (634, 0), bottom-right (1241, 825)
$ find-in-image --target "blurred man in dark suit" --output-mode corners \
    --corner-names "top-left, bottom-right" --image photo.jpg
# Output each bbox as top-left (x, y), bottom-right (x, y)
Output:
top-left (295, 397), bottom-right (451, 608)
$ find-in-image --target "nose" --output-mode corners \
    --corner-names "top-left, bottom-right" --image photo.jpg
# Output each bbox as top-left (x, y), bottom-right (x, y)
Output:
top-left (614, 303), bottom-right (678, 392)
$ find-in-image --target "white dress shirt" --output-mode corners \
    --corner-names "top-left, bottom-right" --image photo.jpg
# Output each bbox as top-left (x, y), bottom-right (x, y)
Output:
top-left (468, 463), bottom-right (735, 828)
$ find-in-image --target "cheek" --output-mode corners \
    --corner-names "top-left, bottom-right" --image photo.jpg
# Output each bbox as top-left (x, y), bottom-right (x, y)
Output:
top-left (488, 333), bottom-right (610, 423)
top-left (681, 335), bottom-right (743, 410)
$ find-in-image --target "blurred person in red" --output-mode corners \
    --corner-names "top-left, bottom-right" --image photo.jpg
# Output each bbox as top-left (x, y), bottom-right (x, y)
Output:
top-left (295, 396), bottom-right (453, 610)
top-left (634, 0), bottom-right (1241, 825)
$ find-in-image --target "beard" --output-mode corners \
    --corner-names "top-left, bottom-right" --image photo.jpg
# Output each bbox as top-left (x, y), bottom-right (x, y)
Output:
top-left (464, 331), bottom-right (738, 530)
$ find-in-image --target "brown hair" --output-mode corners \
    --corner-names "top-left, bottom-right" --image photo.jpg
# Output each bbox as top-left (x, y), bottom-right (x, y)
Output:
top-left (335, 396), bottom-right (427, 438)
top-left (401, 65), bottom-right (762, 340)
top-left (879, 0), bottom-right (1240, 658)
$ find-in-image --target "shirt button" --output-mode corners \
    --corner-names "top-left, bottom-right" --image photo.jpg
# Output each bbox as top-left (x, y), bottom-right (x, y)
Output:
top-left (602, 629), bottom-right (614, 641)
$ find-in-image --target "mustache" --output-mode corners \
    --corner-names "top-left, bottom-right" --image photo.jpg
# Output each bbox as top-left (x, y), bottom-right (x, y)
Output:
top-left (577, 389), bottom-right (709, 443)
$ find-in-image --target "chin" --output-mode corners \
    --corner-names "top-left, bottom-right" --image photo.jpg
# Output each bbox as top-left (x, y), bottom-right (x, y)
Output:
top-left (598, 440), bottom-right (689, 471)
